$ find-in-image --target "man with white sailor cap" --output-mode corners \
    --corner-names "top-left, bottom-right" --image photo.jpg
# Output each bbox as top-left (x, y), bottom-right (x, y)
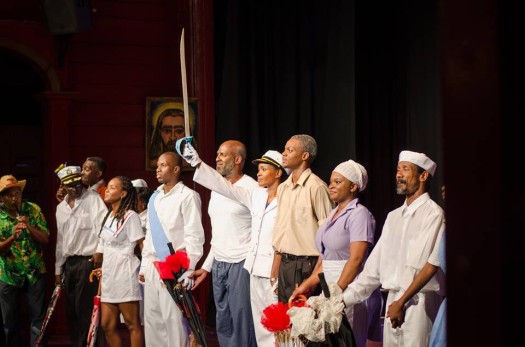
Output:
top-left (54, 164), bottom-right (108, 347)
top-left (342, 150), bottom-right (445, 347)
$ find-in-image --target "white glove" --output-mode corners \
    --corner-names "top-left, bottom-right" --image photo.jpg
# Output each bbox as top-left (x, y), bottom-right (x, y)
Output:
top-left (178, 270), bottom-right (194, 289)
top-left (182, 143), bottom-right (202, 167)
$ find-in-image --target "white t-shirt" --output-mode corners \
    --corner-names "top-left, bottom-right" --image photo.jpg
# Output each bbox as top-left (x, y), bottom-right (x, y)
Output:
top-left (194, 163), bottom-right (257, 271)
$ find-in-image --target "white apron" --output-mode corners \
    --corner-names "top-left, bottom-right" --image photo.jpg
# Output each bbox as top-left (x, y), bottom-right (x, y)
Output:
top-left (323, 260), bottom-right (369, 347)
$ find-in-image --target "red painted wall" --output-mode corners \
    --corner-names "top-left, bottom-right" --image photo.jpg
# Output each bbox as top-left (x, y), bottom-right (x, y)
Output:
top-left (0, 0), bottom-right (216, 335)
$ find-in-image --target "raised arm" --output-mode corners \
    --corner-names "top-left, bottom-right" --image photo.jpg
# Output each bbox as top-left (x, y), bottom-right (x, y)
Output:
top-left (185, 144), bottom-right (253, 208)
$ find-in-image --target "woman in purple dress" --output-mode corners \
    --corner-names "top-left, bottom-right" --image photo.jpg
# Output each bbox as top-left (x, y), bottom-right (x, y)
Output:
top-left (289, 159), bottom-right (381, 347)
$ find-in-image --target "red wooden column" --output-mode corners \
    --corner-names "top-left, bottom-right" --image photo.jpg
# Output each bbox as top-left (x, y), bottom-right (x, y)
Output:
top-left (34, 91), bottom-right (79, 335)
top-left (35, 92), bottom-right (79, 216)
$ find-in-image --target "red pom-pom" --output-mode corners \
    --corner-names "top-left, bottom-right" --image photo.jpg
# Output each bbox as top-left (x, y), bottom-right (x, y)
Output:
top-left (261, 302), bottom-right (291, 332)
top-left (165, 250), bottom-right (190, 273)
top-left (289, 295), bottom-right (307, 308)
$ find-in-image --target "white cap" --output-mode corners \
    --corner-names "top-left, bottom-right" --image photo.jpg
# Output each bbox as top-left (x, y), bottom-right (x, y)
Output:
top-left (132, 179), bottom-right (148, 188)
top-left (252, 150), bottom-right (291, 175)
top-left (56, 165), bottom-right (82, 185)
top-left (398, 150), bottom-right (437, 176)
top-left (333, 159), bottom-right (368, 192)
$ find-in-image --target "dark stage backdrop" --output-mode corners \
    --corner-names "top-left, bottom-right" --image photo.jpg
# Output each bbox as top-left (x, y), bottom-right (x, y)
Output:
top-left (213, 0), bottom-right (443, 236)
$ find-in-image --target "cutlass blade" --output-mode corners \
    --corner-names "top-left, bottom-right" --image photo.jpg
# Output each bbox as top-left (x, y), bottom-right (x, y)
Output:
top-left (176, 28), bottom-right (193, 157)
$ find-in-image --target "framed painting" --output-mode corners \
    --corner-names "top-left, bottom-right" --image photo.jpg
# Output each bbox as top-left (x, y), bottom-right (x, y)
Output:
top-left (145, 97), bottom-right (198, 171)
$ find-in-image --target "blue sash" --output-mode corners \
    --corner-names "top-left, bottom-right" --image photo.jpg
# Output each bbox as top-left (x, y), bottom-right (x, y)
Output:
top-left (148, 191), bottom-right (170, 261)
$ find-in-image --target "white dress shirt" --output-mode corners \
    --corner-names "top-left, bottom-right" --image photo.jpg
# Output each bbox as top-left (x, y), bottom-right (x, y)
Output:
top-left (55, 189), bottom-right (108, 275)
top-left (141, 181), bottom-right (205, 271)
top-left (344, 192), bottom-right (445, 305)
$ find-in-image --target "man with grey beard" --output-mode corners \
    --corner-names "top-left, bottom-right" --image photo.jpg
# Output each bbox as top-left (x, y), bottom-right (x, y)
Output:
top-left (342, 150), bottom-right (445, 347)
top-left (185, 140), bottom-right (258, 347)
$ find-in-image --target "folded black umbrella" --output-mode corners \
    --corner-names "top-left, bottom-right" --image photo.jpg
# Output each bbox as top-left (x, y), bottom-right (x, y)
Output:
top-left (172, 281), bottom-right (208, 347)
top-left (318, 272), bottom-right (357, 347)
top-left (154, 243), bottom-right (208, 347)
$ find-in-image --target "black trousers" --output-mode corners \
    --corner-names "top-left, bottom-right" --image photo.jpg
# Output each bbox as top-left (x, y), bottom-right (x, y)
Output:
top-left (63, 256), bottom-right (98, 347)
top-left (0, 274), bottom-right (47, 347)
top-left (277, 253), bottom-right (320, 303)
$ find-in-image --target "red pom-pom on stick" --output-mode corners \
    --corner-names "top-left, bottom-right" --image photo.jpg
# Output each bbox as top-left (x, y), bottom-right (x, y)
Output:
top-left (165, 250), bottom-right (190, 273)
top-left (153, 261), bottom-right (175, 280)
top-left (261, 302), bottom-right (291, 332)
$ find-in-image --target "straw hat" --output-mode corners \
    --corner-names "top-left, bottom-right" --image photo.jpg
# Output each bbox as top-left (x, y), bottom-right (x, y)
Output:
top-left (0, 175), bottom-right (26, 194)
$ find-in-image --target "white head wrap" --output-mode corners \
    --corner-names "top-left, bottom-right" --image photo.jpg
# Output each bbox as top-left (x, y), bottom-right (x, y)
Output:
top-left (398, 150), bottom-right (437, 176)
top-left (333, 159), bottom-right (368, 192)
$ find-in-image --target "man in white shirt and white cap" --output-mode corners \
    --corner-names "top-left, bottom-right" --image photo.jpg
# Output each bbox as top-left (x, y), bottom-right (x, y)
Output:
top-left (131, 179), bottom-right (151, 232)
top-left (342, 150), bottom-right (445, 347)
top-left (54, 164), bottom-right (108, 347)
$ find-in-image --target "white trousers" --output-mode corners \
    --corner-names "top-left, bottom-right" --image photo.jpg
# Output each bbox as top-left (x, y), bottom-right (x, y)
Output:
top-left (143, 262), bottom-right (189, 347)
top-left (250, 274), bottom-right (278, 347)
top-left (383, 289), bottom-right (441, 347)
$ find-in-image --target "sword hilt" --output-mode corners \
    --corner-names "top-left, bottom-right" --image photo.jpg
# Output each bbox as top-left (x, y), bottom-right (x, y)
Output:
top-left (175, 136), bottom-right (193, 158)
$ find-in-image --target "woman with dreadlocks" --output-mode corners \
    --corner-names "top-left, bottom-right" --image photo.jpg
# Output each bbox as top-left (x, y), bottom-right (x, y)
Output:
top-left (98, 175), bottom-right (145, 347)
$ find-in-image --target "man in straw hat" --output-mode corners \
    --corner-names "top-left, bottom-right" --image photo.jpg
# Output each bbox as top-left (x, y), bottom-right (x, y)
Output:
top-left (54, 165), bottom-right (108, 347)
top-left (0, 174), bottom-right (50, 346)
top-left (342, 150), bottom-right (445, 346)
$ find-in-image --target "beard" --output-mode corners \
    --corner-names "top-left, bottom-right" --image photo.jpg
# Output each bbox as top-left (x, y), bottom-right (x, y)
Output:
top-left (396, 180), bottom-right (407, 195)
top-left (396, 180), bottom-right (418, 195)
top-left (217, 160), bottom-right (235, 178)
top-left (163, 140), bottom-right (177, 153)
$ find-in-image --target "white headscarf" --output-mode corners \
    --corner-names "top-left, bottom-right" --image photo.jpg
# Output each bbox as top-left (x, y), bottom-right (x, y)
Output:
top-left (333, 159), bottom-right (368, 192)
